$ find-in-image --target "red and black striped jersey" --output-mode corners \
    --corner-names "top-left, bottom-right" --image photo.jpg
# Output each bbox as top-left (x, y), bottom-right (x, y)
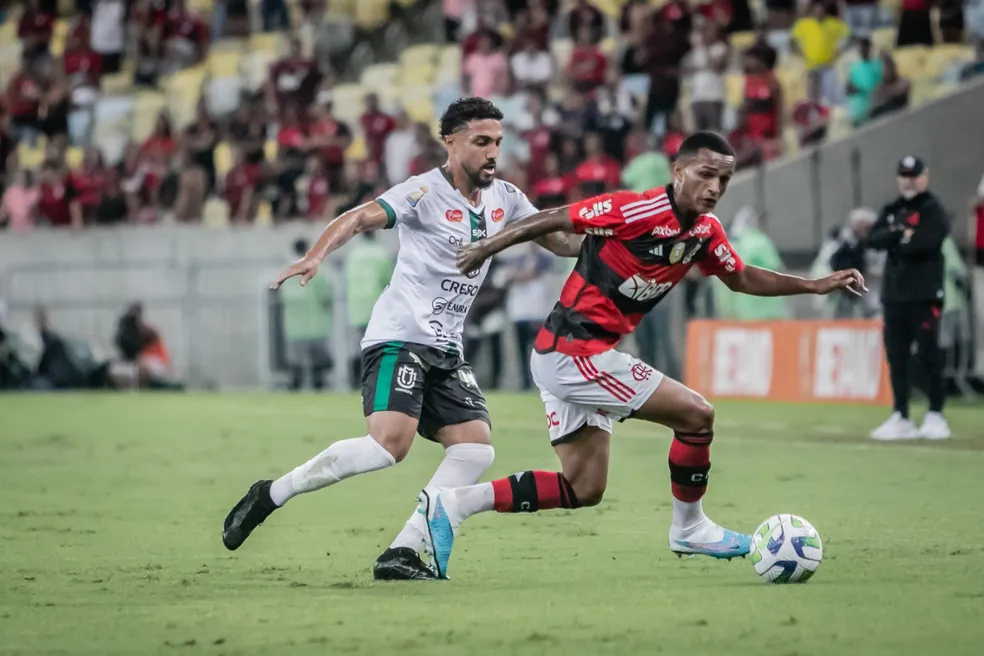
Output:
top-left (535, 186), bottom-right (745, 356)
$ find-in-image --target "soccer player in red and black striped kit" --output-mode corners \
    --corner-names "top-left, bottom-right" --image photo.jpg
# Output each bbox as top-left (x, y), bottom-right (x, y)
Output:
top-left (419, 132), bottom-right (866, 578)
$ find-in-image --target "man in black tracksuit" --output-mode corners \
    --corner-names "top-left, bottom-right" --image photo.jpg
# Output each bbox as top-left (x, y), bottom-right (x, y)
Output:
top-left (867, 156), bottom-right (951, 440)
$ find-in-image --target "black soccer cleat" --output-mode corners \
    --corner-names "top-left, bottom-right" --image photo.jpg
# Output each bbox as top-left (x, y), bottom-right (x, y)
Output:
top-left (373, 547), bottom-right (438, 581)
top-left (222, 480), bottom-right (278, 551)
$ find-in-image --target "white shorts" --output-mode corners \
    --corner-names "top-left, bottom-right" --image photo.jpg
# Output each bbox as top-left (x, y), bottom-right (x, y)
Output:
top-left (530, 349), bottom-right (664, 444)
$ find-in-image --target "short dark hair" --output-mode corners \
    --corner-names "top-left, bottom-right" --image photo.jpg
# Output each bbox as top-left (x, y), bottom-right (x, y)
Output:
top-left (439, 97), bottom-right (504, 137)
top-left (677, 132), bottom-right (735, 159)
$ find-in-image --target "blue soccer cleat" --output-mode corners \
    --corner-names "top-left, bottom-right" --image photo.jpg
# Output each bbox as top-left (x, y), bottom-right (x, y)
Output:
top-left (418, 488), bottom-right (457, 579)
top-left (669, 521), bottom-right (752, 561)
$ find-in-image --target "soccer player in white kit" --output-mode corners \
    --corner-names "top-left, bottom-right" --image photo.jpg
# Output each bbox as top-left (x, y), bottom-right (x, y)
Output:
top-left (221, 98), bottom-right (580, 579)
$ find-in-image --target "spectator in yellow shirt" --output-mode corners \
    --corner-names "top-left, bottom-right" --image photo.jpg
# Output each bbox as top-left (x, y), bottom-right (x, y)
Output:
top-left (791, 1), bottom-right (850, 104)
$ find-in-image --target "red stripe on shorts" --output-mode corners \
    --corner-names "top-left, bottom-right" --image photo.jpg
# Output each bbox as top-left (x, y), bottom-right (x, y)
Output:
top-left (577, 355), bottom-right (636, 400)
top-left (573, 356), bottom-right (632, 402)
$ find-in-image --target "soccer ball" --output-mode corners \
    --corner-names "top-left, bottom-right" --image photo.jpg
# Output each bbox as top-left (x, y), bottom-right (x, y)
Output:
top-left (749, 514), bottom-right (823, 583)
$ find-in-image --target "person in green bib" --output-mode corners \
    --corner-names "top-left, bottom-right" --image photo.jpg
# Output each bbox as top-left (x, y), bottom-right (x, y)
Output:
top-left (714, 207), bottom-right (789, 320)
top-left (281, 238), bottom-right (334, 390)
top-left (343, 231), bottom-right (394, 387)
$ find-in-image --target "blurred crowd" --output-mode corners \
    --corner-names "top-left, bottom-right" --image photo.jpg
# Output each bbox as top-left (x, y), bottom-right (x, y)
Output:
top-left (0, 0), bottom-right (982, 229)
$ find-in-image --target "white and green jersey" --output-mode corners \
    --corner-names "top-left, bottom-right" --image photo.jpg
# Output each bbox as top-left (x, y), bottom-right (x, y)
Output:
top-left (362, 167), bottom-right (538, 354)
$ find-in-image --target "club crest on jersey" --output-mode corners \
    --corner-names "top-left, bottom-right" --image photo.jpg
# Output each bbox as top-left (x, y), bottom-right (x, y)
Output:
top-left (406, 186), bottom-right (428, 208)
top-left (579, 199), bottom-right (612, 220)
top-left (669, 242), bottom-right (687, 264)
top-left (446, 209), bottom-right (463, 222)
top-left (491, 208), bottom-right (505, 222)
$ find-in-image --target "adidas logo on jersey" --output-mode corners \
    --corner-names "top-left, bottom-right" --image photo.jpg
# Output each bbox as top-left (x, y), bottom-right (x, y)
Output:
top-left (578, 199), bottom-right (613, 220)
top-left (618, 274), bottom-right (673, 302)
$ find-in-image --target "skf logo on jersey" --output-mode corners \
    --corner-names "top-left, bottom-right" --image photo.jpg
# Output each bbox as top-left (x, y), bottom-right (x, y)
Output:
top-left (406, 186), bottom-right (428, 208)
top-left (689, 223), bottom-right (712, 237)
top-left (618, 274), bottom-right (673, 302)
top-left (585, 227), bottom-right (613, 236)
top-left (631, 363), bottom-right (653, 381)
top-left (446, 209), bottom-right (463, 222)
top-left (651, 225), bottom-right (680, 237)
top-left (491, 208), bottom-right (505, 222)
top-left (669, 242), bottom-right (687, 264)
top-left (578, 199), bottom-right (613, 220)
top-left (714, 243), bottom-right (738, 272)
top-left (472, 227), bottom-right (487, 239)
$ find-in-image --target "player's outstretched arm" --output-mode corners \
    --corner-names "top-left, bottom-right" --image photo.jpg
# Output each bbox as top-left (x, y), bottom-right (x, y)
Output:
top-left (269, 202), bottom-right (389, 289)
top-left (534, 232), bottom-right (584, 258)
top-left (456, 206), bottom-right (574, 275)
top-left (721, 265), bottom-right (867, 297)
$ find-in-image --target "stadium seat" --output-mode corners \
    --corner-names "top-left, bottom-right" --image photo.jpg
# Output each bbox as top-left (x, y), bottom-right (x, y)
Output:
top-left (355, 0), bottom-right (390, 30)
top-left (331, 83), bottom-right (368, 123)
top-left (208, 50), bottom-right (243, 79)
top-left (725, 72), bottom-right (744, 109)
top-left (328, 0), bottom-right (358, 16)
top-left (550, 39), bottom-right (574, 69)
top-left (924, 45), bottom-right (974, 79)
top-left (346, 133), bottom-right (367, 160)
top-left (50, 20), bottom-right (68, 57)
top-left (101, 72), bottom-right (134, 95)
top-left (249, 33), bottom-right (282, 57)
top-left (264, 140), bottom-right (278, 162)
top-left (594, 0), bottom-right (623, 17)
top-left (256, 201), bottom-right (274, 225)
top-left (827, 106), bottom-right (853, 142)
top-left (16, 143), bottom-right (45, 171)
top-left (893, 46), bottom-right (929, 80)
top-left (731, 31), bottom-right (756, 53)
top-left (242, 49), bottom-right (278, 93)
top-left (782, 127), bottom-right (800, 157)
top-left (65, 147), bottom-right (84, 169)
top-left (188, 0), bottom-right (215, 13)
top-left (0, 20), bottom-right (16, 47)
top-left (910, 78), bottom-right (938, 107)
top-left (399, 44), bottom-right (439, 69)
top-left (360, 63), bottom-right (400, 92)
top-left (203, 197), bottom-right (230, 228)
top-left (131, 91), bottom-right (168, 142)
top-left (161, 66), bottom-right (207, 129)
top-left (0, 44), bottom-right (22, 89)
top-left (214, 142), bottom-right (233, 179)
top-left (401, 64), bottom-right (437, 87)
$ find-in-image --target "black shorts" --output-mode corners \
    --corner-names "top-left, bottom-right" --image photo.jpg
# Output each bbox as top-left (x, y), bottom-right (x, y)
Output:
top-left (361, 342), bottom-right (490, 441)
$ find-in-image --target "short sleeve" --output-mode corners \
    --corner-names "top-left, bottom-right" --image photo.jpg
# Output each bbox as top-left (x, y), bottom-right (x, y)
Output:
top-left (375, 179), bottom-right (427, 229)
top-left (568, 190), bottom-right (641, 237)
top-left (501, 181), bottom-right (539, 223)
top-left (697, 218), bottom-right (745, 277)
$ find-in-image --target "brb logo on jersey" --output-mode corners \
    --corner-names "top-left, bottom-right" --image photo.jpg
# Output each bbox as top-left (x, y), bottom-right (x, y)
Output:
top-left (713, 243), bottom-right (738, 272)
top-left (491, 208), bottom-right (505, 222)
top-left (446, 209), bottom-right (463, 223)
top-left (578, 199), bottom-right (613, 221)
top-left (584, 227), bottom-right (613, 236)
top-left (618, 274), bottom-right (673, 302)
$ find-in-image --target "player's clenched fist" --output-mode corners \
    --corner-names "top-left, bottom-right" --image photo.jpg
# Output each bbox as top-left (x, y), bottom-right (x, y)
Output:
top-left (456, 243), bottom-right (490, 277)
top-left (269, 256), bottom-right (321, 290)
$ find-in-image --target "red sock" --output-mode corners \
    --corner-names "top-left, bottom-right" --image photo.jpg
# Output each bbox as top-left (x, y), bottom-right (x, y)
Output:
top-left (491, 471), bottom-right (580, 513)
top-left (668, 433), bottom-right (712, 502)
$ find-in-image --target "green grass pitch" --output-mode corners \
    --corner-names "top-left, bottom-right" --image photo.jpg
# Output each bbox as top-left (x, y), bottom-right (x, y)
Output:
top-left (2, 393), bottom-right (984, 655)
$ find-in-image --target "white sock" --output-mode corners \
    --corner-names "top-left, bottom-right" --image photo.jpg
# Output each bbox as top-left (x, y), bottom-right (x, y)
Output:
top-left (389, 443), bottom-right (494, 550)
top-left (268, 435), bottom-right (395, 506)
top-left (449, 482), bottom-right (495, 522)
top-left (672, 498), bottom-right (706, 530)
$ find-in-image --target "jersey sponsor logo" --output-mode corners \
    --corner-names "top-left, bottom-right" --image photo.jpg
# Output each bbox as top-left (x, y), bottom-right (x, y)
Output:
top-left (578, 199), bottom-right (613, 221)
top-left (713, 243), bottom-right (738, 272)
top-left (472, 227), bottom-right (487, 240)
top-left (432, 297), bottom-right (470, 316)
top-left (669, 242), bottom-right (687, 264)
top-left (396, 365), bottom-right (417, 391)
top-left (491, 208), bottom-right (505, 222)
top-left (618, 274), bottom-right (673, 302)
top-left (689, 223), bottom-right (712, 237)
top-left (441, 279), bottom-right (480, 295)
top-left (407, 186), bottom-right (428, 208)
top-left (683, 240), bottom-right (704, 264)
top-left (651, 225), bottom-right (680, 237)
top-left (448, 235), bottom-right (464, 246)
top-left (446, 209), bottom-right (463, 222)
top-left (428, 320), bottom-right (461, 344)
top-left (585, 227), bottom-right (613, 236)
top-left (458, 368), bottom-right (478, 388)
top-left (631, 363), bottom-right (654, 381)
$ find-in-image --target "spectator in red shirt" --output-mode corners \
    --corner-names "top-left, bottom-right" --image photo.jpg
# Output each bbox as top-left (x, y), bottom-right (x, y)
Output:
top-left (6, 67), bottom-right (44, 143)
top-left (18, 0), bottom-right (56, 64)
top-left (37, 162), bottom-right (83, 228)
top-left (532, 152), bottom-right (571, 209)
top-left (662, 110), bottom-right (687, 160)
top-left (224, 147), bottom-right (262, 223)
top-left (303, 155), bottom-right (331, 220)
top-left (792, 74), bottom-right (830, 147)
top-left (64, 27), bottom-right (103, 146)
top-left (408, 122), bottom-right (444, 177)
top-left (69, 148), bottom-right (107, 222)
top-left (142, 112), bottom-right (178, 165)
top-left (164, 0), bottom-right (210, 73)
top-left (307, 102), bottom-right (352, 191)
top-left (567, 25), bottom-right (608, 94)
top-left (523, 110), bottom-right (554, 186)
top-left (741, 50), bottom-right (783, 152)
top-left (573, 131), bottom-right (621, 197)
top-left (568, 0), bottom-right (604, 45)
top-left (359, 93), bottom-right (396, 167)
top-left (267, 37), bottom-right (323, 114)
top-left (639, 16), bottom-right (690, 133)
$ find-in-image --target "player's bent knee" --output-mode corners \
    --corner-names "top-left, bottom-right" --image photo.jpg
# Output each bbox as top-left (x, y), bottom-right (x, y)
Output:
top-left (574, 482), bottom-right (606, 507)
top-left (681, 395), bottom-right (715, 436)
top-left (370, 430), bottom-right (415, 463)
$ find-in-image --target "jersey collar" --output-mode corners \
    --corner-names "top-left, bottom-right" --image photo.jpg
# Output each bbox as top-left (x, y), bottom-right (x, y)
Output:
top-left (439, 165), bottom-right (485, 211)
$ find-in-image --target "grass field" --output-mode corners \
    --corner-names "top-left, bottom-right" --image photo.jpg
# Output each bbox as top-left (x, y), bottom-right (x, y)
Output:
top-left (2, 393), bottom-right (984, 655)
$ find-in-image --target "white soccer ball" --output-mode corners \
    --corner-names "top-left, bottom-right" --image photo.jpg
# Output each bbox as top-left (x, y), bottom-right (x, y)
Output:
top-left (750, 514), bottom-right (823, 583)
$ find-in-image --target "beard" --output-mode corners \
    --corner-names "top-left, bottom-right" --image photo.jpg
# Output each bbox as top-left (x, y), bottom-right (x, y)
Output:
top-left (466, 165), bottom-right (496, 189)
